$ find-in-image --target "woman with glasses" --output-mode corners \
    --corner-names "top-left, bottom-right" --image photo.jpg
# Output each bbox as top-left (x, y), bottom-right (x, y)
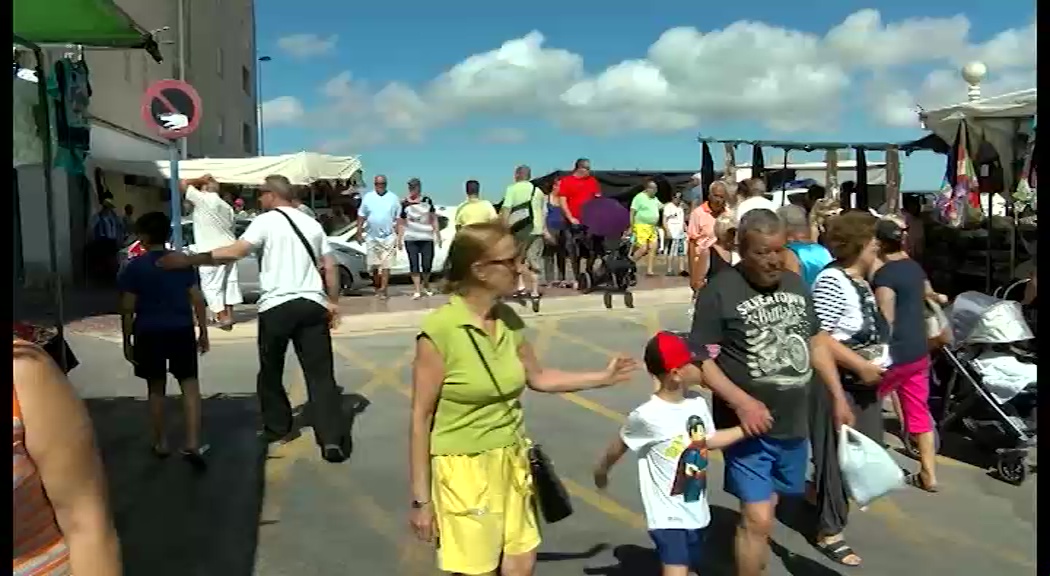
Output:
top-left (408, 221), bottom-right (638, 575)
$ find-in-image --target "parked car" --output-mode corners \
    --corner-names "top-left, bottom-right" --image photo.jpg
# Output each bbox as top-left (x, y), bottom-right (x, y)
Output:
top-left (327, 205), bottom-right (458, 277)
top-left (120, 217), bottom-right (369, 298)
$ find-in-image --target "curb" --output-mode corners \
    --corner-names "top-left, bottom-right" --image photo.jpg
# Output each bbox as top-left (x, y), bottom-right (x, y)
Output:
top-left (72, 286), bottom-right (695, 343)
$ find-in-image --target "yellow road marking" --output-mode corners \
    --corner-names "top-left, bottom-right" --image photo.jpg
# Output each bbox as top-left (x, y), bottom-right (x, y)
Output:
top-left (312, 461), bottom-right (437, 575)
top-left (258, 369), bottom-right (314, 526)
top-left (561, 477), bottom-right (648, 530)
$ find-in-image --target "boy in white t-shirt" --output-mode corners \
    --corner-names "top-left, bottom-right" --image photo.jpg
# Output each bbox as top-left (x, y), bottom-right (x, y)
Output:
top-left (593, 332), bottom-right (747, 576)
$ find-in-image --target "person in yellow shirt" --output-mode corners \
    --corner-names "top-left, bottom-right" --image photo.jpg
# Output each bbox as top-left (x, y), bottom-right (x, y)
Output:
top-left (408, 221), bottom-right (638, 576)
top-left (454, 179), bottom-right (498, 230)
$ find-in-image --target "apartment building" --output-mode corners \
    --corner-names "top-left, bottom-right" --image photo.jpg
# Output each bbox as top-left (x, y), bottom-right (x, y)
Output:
top-left (15, 0), bottom-right (258, 286)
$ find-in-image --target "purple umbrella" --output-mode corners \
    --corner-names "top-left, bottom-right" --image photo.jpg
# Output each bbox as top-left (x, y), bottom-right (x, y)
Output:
top-left (580, 196), bottom-right (630, 238)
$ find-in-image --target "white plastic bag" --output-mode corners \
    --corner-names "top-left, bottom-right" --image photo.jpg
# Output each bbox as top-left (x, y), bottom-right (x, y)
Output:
top-left (838, 425), bottom-right (904, 507)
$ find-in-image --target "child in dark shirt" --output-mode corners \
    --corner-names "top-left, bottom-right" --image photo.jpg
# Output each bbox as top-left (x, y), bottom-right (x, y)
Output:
top-left (118, 212), bottom-right (210, 468)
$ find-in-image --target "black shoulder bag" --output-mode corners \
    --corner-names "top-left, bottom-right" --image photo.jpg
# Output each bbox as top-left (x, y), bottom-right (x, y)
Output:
top-left (464, 329), bottom-right (574, 524)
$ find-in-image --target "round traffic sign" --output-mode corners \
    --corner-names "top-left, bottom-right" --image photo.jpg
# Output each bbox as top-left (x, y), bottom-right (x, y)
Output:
top-left (141, 79), bottom-right (203, 139)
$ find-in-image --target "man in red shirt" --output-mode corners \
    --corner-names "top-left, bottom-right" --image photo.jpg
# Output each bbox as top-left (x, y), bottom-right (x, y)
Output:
top-left (552, 158), bottom-right (601, 288)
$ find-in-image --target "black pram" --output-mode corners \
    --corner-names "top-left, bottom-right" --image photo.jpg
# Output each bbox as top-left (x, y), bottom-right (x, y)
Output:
top-left (572, 206), bottom-right (638, 308)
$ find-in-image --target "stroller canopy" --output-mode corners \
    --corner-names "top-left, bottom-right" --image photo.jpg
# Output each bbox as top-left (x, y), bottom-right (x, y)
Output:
top-left (948, 291), bottom-right (1034, 346)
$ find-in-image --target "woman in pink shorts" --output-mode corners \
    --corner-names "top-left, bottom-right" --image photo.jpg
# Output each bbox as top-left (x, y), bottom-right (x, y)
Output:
top-left (872, 218), bottom-right (945, 492)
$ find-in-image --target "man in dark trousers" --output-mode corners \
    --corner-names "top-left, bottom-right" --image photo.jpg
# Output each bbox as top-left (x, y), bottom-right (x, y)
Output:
top-left (159, 174), bottom-right (349, 463)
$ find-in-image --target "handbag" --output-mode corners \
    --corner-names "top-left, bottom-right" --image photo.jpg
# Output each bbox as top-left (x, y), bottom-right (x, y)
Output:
top-left (464, 330), bottom-right (574, 523)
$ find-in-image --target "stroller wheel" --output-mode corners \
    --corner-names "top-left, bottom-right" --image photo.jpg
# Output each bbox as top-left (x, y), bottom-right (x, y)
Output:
top-left (530, 294), bottom-right (541, 313)
top-left (603, 292), bottom-right (613, 309)
top-left (996, 453), bottom-right (1028, 485)
top-left (624, 291), bottom-right (635, 309)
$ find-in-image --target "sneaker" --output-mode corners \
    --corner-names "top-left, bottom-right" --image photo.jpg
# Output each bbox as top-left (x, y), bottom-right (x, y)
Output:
top-left (423, 288), bottom-right (434, 297)
top-left (322, 444), bottom-right (348, 463)
top-left (412, 292), bottom-right (422, 300)
top-left (180, 444), bottom-right (211, 470)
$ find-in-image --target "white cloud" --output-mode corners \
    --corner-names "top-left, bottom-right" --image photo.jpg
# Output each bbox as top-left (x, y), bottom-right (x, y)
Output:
top-left (277, 33), bottom-right (338, 58)
top-left (284, 11), bottom-right (1035, 147)
top-left (479, 127), bottom-right (527, 144)
top-left (259, 96), bottom-right (305, 126)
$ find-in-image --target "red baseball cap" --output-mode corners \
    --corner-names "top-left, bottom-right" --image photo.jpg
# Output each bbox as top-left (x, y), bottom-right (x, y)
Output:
top-left (643, 331), bottom-right (696, 376)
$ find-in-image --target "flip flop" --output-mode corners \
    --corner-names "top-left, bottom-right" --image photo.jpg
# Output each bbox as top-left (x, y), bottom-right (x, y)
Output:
top-left (905, 473), bottom-right (940, 493)
top-left (814, 538), bottom-right (862, 567)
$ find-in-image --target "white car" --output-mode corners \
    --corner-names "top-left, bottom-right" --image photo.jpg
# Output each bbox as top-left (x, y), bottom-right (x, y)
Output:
top-left (328, 205), bottom-right (458, 277)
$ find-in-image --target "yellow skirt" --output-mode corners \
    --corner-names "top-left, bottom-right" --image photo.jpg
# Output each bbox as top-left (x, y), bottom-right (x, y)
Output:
top-left (431, 443), bottom-right (541, 575)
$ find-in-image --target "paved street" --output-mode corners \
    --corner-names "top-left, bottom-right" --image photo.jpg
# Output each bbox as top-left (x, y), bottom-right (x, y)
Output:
top-left (68, 302), bottom-right (1036, 576)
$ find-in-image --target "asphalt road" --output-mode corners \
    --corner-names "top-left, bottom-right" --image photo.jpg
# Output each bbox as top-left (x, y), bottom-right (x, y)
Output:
top-left (67, 304), bottom-right (1037, 576)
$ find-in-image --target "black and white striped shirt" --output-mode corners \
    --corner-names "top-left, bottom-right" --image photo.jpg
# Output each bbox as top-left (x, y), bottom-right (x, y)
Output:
top-left (400, 196), bottom-right (436, 242)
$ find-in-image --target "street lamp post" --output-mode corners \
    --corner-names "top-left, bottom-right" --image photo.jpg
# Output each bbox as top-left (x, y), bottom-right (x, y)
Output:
top-left (257, 55), bottom-right (271, 155)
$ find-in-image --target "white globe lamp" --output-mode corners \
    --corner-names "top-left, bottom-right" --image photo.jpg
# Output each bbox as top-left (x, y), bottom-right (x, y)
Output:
top-left (961, 61), bottom-right (987, 101)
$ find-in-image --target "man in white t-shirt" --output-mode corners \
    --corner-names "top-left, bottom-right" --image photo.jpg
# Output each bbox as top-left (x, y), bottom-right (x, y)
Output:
top-left (593, 332), bottom-right (746, 575)
top-left (734, 177), bottom-right (778, 228)
top-left (662, 191), bottom-right (687, 276)
top-left (180, 175), bottom-right (243, 329)
top-left (159, 174), bottom-right (349, 464)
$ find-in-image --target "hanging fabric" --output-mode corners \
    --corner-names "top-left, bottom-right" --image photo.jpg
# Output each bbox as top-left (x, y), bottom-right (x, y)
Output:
top-left (855, 148), bottom-right (868, 210)
top-left (700, 142), bottom-right (715, 201)
top-left (885, 146), bottom-right (901, 214)
top-left (1013, 128), bottom-right (1037, 213)
top-left (47, 57), bottom-right (92, 175)
top-left (934, 123), bottom-right (980, 228)
top-left (751, 144), bottom-right (765, 182)
top-left (13, 75), bottom-right (45, 167)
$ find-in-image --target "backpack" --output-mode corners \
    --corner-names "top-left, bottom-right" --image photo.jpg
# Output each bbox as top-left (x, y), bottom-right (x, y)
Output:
top-left (507, 186), bottom-right (539, 240)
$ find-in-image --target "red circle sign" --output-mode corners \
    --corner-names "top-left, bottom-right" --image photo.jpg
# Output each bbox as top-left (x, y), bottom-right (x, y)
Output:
top-left (141, 79), bottom-right (203, 139)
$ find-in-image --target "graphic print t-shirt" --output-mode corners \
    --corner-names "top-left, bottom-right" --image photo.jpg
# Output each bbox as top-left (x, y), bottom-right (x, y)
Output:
top-left (663, 203), bottom-right (686, 239)
top-left (689, 267), bottom-right (818, 439)
top-left (621, 394), bottom-right (716, 530)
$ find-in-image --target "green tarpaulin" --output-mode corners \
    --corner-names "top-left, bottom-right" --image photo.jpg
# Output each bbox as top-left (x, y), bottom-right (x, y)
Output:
top-left (14, 0), bottom-right (161, 61)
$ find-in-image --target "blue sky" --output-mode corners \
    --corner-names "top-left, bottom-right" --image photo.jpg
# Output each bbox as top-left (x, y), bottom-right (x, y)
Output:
top-left (255, 0), bottom-right (1035, 205)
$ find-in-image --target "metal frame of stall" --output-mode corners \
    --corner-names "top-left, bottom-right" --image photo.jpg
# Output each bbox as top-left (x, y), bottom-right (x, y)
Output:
top-left (14, 0), bottom-right (162, 371)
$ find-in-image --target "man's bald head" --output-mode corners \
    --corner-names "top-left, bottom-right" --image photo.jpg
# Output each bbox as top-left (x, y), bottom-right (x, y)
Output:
top-left (515, 165), bottom-right (531, 181)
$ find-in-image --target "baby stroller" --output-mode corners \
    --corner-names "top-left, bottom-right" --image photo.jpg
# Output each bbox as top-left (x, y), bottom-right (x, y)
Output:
top-left (928, 291), bottom-right (1037, 485)
top-left (575, 197), bottom-right (637, 308)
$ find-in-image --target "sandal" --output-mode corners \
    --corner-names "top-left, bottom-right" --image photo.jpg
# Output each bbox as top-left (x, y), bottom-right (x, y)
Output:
top-left (180, 445), bottom-right (210, 470)
top-left (905, 473), bottom-right (940, 493)
top-left (151, 443), bottom-right (171, 459)
top-left (815, 538), bottom-right (862, 567)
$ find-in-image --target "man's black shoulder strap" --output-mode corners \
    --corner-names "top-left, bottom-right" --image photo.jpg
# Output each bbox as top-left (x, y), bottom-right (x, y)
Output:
top-left (273, 208), bottom-right (319, 266)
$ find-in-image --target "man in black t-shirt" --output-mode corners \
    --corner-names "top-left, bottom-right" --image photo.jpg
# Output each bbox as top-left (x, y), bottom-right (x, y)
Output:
top-left (688, 208), bottom-right (853, 576)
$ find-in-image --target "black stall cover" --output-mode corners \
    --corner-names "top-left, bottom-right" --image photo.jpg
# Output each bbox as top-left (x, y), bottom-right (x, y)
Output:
top-left (529, 170), bottom-right (714, 206)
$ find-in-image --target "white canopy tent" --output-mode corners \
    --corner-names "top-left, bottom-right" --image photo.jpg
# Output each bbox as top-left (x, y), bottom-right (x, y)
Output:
top-left (88, 150), bottom-right (363, 185)
top-left (919, 88), bottom-right (1037, 194)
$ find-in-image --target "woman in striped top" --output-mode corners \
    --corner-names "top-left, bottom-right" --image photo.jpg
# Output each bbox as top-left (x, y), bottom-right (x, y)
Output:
top-left (14, 341), bottom-right (121, 576)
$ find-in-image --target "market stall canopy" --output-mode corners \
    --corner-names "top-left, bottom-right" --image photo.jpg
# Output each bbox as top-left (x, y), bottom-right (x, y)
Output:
top-left (14, 0), bottom-right (162, 62)
top-left (920, 89), bottom-right (1037, 190)
top-left (88, 151), bottom-right (364, 186)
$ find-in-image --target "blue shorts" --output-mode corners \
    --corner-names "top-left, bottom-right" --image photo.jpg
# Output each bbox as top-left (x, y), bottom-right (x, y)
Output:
top-left (648, 528), bottom-right (706, 568)
top-left (723, 436), bottom-right (808, 503)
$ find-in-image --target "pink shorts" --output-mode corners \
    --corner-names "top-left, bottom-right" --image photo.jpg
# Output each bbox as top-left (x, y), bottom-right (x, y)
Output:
top-left (878, 355), bottom-right (933, 434)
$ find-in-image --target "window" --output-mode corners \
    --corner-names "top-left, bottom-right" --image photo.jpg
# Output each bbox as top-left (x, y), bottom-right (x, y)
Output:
top-left (216, 47), bottom-right (224, 77)
top-left (242, 66), bottom-right (251, 95)
top-left (217, 116), bottom-right (225, 144)
top-left (242, 123), bottom-right (252, 153)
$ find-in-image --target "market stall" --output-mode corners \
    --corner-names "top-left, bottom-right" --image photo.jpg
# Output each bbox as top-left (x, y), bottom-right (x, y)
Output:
top-left (14, 0), bottom-right (162, 371)
top-left (88, 150), bottom-right (364, 186)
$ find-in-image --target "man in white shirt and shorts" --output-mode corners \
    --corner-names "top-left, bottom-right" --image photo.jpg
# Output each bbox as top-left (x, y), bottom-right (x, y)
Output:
top-left (181, 175), bottom-right (243, 329)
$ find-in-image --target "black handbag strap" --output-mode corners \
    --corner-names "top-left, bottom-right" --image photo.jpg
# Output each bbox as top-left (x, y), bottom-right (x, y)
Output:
top-left (273, 208), bottom-right (324, 279)
top-left (464, 328), bottom-right (528, 439)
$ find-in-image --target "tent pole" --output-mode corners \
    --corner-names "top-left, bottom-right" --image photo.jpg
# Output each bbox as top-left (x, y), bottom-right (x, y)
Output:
top-left (780, 149), bottom-right (789, 206)
top-left (17, 37), bottom-right (67, 371)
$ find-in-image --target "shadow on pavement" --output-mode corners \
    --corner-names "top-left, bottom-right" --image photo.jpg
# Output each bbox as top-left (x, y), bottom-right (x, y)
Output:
top-left (86, 390), bottom-right (370, 576)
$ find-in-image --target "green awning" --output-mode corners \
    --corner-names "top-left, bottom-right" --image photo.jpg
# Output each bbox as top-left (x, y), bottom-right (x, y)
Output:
top-left (14, 0), bottom-right (162, 61)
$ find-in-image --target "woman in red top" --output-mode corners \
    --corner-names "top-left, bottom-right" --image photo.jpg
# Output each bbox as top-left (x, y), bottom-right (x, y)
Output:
top-left (552, 158), bottom-right (600, 288)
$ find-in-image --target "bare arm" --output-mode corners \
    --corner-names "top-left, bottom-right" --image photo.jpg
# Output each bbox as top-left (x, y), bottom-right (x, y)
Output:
top-left (118, 292), bottom-right (136, 344)
top-left (875, 286), bottom-right (896, 328)
top-left (593, 436), bottom-right (628, 476)
top-left (322, 254), bottom-right (340, 303)
top-left (355, 215), bottom-right (366, 241)
top-left (518, 341), bottom-right (613, 393)
top-left (15, 345), bottom-right (121, 575)
top-left (706, 426), bottom-right (746, 450)
top-left (184, 239), bottom-right (255, 266)
top-left (410, 337), bottom-right (444, 506)
top-left (811, 331), bottom-right (850, 404)
top-left (923, 279), bottom-right (947, 304)
top-left (188, 285), bottom-right (208, 332)
top-left (699, 359), bottom-right (756, 410)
